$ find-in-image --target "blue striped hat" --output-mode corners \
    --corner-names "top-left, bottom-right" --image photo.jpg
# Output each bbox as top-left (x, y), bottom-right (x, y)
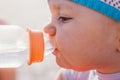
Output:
top-left (71, 0), bottom-right (120, 22)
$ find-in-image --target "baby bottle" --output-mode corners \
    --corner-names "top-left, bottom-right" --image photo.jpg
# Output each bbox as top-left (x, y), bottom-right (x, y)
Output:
top-left (0, 25), bottom-right (53, 68)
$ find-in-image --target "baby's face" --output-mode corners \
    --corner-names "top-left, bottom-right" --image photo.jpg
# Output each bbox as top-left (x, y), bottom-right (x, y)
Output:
top-left (44, 0), bottom-right (118, 71)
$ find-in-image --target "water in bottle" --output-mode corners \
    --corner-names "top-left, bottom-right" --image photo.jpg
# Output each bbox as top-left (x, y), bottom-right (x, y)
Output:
top-left (0, 25), bottom-right (53, 68)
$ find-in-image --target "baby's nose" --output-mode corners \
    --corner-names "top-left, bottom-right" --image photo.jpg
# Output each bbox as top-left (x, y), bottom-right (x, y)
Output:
top-left (44, 24), bottom-right (56, 36)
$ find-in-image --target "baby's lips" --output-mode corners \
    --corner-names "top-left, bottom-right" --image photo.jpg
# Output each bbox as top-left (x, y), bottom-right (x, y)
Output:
top-left (52, 48), bottom-right (58, 55)
top-left (27, 28), bottom-right (44, 65)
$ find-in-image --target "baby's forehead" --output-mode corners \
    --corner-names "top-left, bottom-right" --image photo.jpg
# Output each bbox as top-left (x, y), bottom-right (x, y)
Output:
top-left (48, 0), bottom-right (71, 5)
top-left (48, 0), bottom-right (70, 2)
top-left (48, 0), bottom-right (88, 14)
top-left (48, 0), bottom-right (74, 9)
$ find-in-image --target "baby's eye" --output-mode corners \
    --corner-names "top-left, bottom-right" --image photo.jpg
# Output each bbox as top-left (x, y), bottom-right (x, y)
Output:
top-left (58, 16), bottom-right (72, 23)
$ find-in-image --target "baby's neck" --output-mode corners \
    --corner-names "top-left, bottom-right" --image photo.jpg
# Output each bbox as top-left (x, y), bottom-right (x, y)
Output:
top-left (97, 61), bottom-right (120, 74)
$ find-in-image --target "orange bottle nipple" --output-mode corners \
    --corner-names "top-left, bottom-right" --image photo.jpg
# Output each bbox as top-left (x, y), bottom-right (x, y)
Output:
top-left (27, 28), bottom-right (44, 65)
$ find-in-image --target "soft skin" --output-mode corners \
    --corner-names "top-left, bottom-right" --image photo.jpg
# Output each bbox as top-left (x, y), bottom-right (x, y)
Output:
top-left (44, 0), bottom-right (120, 74)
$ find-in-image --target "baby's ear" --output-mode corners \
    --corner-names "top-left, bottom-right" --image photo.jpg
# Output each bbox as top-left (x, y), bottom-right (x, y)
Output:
top-left (116, 23), bottom-right (120, 53)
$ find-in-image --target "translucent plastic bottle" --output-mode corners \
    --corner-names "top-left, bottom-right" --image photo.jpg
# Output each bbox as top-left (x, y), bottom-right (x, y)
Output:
top-left (0, 25), bottom-right (53, 68)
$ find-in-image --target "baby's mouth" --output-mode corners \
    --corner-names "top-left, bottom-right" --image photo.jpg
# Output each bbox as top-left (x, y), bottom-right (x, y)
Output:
top-left (52, 48), bottom-right (58, 55)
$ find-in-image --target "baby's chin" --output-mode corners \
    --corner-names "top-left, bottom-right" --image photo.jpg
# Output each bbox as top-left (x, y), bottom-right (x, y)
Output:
top-left (56, 55), bottom-right (97, 72)
top-left (71, 65), bottom-right (96, 72)
top-left (58, 65), bottom-right (92, 72)
top-left (56, 57), bottom-right (74, 69)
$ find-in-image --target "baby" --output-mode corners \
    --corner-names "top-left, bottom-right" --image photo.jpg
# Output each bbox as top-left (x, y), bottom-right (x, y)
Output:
top-left (44, 0), bottom-right (120, 80)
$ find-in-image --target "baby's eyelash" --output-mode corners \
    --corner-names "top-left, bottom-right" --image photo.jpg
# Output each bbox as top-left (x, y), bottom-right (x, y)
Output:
top-left (58, 17), bottom-right (72, 22)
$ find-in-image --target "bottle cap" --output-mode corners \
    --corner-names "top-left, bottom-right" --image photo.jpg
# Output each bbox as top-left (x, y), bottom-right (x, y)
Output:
top-left (27, 28), bottom-right (44, 65)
